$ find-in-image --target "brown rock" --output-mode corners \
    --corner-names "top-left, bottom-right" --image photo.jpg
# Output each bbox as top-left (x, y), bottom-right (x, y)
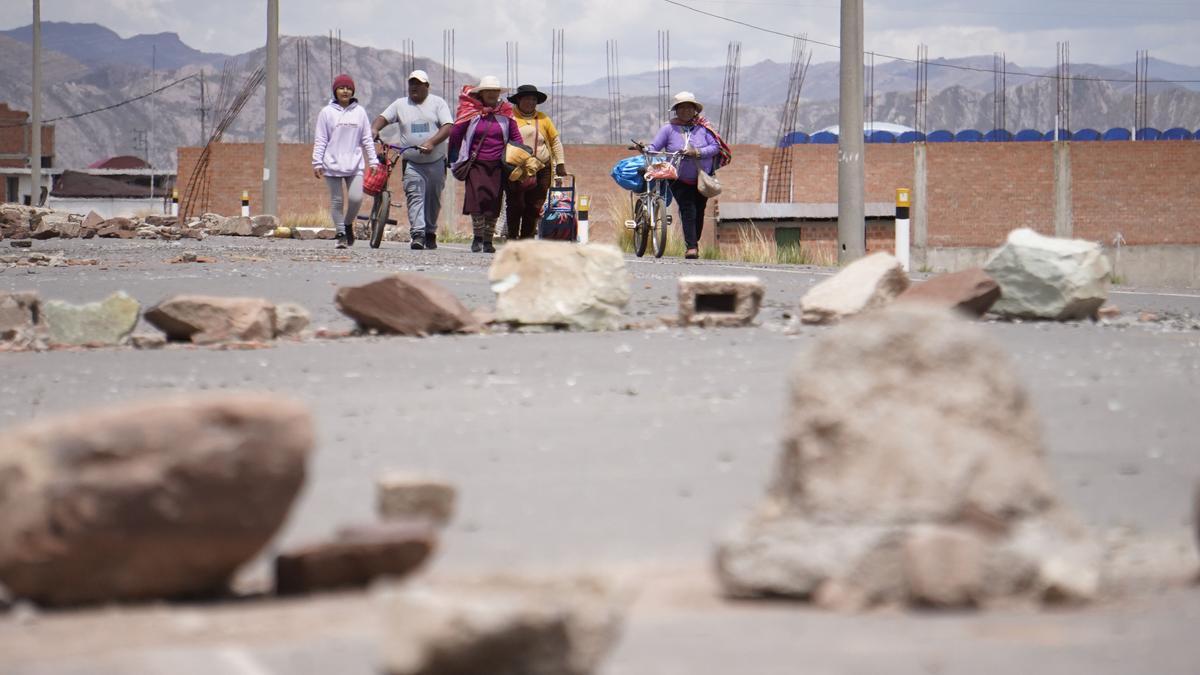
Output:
top-left (273, 302), bottom-right (310, 338)
top-left (316, 228), bottom-right (336, 240)
top-left (377, 473), bottom-right (457, 526)
top-left (145, 295), bottom-right (276, 344)
top-left (275, 522), bottom-right (436, 595)
top-left (251, 215), bottom-right (279, 237)
top-left (1097, 304), bottom-right (1121, 319)
top-left (81, 211), bottom-right (104, 231)
top-left (97, 218), bottom-right (136, 239)
top-left (896, 268), bottom-right (1001, 317)
top-left (336, 273), bottom-right (480, 336)
top-left (0, 393), bottom-right (313, 606)
top-left (294, 228), bottom-right (318, 241)
top-left (144, 215), bottom-right (178, 227)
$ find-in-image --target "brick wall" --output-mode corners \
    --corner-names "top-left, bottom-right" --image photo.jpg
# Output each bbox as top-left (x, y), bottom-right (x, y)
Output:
top-left (181, 140), bottom-right (1200, 250)
top-left (0, 103), bottom-right (54, 168)
top-left (925, 143), bottom-right (1056, 248)
top-left (1071, 142), bottom-right (1200, 245)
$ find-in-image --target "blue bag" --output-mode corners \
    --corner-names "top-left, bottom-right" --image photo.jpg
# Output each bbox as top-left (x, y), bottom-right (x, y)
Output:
top-left (610, 155), bottom-right (646, 192)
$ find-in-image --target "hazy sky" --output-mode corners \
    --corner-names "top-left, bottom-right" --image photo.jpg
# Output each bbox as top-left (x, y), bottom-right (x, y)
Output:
top-left (4, 0), bottom-right (1198, 84)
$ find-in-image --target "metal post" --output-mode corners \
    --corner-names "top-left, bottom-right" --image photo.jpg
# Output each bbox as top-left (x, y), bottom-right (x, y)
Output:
top-left (30, 0), bottom-right (42, 206)
top-left (894, 188), bottom-right (910, 271)
top-left (837, 0), bottom-right (866, 263)
top-left (263, 0), bottom-right (279, 215)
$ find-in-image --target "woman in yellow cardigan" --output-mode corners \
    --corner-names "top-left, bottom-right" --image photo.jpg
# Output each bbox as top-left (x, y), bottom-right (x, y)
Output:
top-left (504, 84), bottom-right (567, 240)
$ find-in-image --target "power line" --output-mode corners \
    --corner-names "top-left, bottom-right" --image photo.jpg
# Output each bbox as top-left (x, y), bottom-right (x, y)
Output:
top-left (661, 0), bottom-right (1200, 85)
top-left (0, 74), bottom-right (198, 128)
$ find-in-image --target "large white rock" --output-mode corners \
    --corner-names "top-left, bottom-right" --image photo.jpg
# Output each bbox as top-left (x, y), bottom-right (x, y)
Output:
top-left (984, 228), bottom-right (1110, 320)
top-left (715, 304), bottom-right (1098, 607)
top-left (379, 576), bottom-right (626, 675)
top-left (799, 252), bottom-right (909, 324)
top-left (489, 241), bottom-right (630, 331)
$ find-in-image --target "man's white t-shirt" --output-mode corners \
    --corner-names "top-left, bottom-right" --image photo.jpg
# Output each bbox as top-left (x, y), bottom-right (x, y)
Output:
top-left (379, 95), bottom-right (454, 164)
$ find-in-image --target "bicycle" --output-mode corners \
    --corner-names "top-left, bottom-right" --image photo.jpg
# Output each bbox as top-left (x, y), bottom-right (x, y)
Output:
top-left (360, 143), bottom-right (416, 249)
top-left (625, 140), bottom-right (683, 258)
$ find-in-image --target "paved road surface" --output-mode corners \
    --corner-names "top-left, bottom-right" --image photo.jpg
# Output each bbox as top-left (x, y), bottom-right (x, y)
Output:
top-left (2, 237), bottom-right (1198, 674)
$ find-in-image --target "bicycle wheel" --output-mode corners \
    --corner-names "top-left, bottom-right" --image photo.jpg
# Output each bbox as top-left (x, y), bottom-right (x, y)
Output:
top-left (652, 196), bottom-right (668, 258)
top-left (369, 191), bottom-right (389, 249)
top-left (633, 198), bottom-right (650, 258)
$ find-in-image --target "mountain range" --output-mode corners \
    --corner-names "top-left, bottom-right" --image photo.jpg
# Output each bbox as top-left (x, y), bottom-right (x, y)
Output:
top-left (2, 22), bottom-right (1199, 170)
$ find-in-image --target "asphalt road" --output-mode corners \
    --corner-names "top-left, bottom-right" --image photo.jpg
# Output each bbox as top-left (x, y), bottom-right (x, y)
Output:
top-left (2, 236), bottom-right (1199, 674)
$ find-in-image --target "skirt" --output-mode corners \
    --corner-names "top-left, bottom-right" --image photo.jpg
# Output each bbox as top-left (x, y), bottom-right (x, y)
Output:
top-left (462, 159), bottom-right (504, 218)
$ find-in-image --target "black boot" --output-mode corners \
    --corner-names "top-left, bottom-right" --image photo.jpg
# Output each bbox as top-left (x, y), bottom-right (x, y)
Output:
top-left (471, 235), bottom-right (483, 253)
top-left (425, 231), bottom-right (438, 249)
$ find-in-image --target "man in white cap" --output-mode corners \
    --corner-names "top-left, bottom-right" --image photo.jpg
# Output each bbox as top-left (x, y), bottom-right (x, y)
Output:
top-left (372, 69), bottom-right (454, 249)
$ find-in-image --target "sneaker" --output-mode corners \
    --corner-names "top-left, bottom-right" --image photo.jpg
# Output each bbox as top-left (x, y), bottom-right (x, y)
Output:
top-left (335, 234), bottom-right (348, 249)
top-left (345, 226), bottom-right (355, 246)
top-left (470, 236), bottom-right (483, 253)
top-left (424, 232), bottom-right (438, 249)
top-left (410, 232), bottom-right (425, 250)
top-left (482, 240), bottom-right (496, 253)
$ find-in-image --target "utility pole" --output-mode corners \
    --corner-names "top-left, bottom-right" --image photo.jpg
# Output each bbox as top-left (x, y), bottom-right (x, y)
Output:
top-left (837, 0), bottom-right (866, 263)
top-left (30, 0), bottom-right (42, 206)
top-left (263, 0), bottom-right (279, 215)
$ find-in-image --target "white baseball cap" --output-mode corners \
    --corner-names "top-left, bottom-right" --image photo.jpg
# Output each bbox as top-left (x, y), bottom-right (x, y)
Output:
top-left (408, 69), bottom-right (430, 84)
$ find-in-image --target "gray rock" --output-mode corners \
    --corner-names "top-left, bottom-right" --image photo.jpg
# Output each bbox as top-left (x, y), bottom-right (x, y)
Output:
top-left (489, 241), bottom-right (630, 331)
top-left (379, 576), bottom-right (626, 675)
top-left (336, 274), bottom-right (479, 336)
top-left (984, 228), bottom-right (1111, 320)
top-left (42, 292), bottom-right (140, 347)
top-left (130, 332), bottom-right (167, 349)
top-left (217, 216), bottom-right (253, 237)
top-left (273, 302), bottom-right (311, 338)
top-left (0, 393), bottom-right (313, 606)
top-left (145, 295), bottom-right (276, 344)
top-left (799, 252), bottom-right (909, 324)
top-left (715, 304), bottom-right (1096, 608)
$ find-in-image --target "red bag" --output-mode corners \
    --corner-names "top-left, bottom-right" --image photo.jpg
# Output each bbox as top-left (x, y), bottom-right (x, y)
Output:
top-left (362, 163), bottom-right (389, 197)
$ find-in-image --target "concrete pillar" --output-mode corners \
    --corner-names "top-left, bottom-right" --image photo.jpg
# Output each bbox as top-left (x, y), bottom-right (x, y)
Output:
top-left (1054, 141), bottom-right (1072, 239)
top-left (912, 143), bottom-right (928, 270)
top-left (439, 172), bottom-right (458, 234)
top-left (836, 0), bottom-right (866, 263)
top-left (262, 0), bottom-right (279, 215)
top-left (30, 0), bottom-right (42, 206)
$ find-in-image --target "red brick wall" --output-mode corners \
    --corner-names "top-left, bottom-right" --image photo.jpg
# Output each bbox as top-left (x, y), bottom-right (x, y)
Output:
top-left (0, 104), bottom-right (54, 168)
top-left (180, 140), bottom-right (1200, 249)
top-left (925, 143), bottom-right (1056, 248)
top-left (1071, 142), bottom-right (1200, 245)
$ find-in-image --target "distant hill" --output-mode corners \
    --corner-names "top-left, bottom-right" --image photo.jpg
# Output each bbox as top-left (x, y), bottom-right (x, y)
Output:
top-left (0, 22), bottom-right (1198, 169)
top-left (1, 22), bottom-right (231, 71)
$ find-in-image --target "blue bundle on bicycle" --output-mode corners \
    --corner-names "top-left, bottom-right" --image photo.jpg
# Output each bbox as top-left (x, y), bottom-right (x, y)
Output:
top-left (610, 155), bottom-right (646, 192)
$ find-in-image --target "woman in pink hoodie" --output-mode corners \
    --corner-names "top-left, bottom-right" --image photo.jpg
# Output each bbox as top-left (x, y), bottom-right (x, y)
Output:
top-left (312, 74), bottom-right (378, 248)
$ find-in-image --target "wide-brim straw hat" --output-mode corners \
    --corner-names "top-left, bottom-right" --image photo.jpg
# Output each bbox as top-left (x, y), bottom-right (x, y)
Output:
top-left (670, 91), bottom-right (703, 112)
top-left (507, 84), bottom-right (548, 104)
top-left (471, 75), bottom-right (505, 93)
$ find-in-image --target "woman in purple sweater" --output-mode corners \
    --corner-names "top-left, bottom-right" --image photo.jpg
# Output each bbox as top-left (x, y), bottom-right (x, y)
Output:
top-left (311, 73), bottom-right (378, 249)
top-left (648, 92), bottom-right (721, 259)
top-left (449, 76), bottom-right (522, 253)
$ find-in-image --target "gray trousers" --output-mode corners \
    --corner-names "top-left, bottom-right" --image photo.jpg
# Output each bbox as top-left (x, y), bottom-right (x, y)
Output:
top-left (403, 160), bottom-right (446, 236)
top-left (325, 174), bottom-right (364, 234)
